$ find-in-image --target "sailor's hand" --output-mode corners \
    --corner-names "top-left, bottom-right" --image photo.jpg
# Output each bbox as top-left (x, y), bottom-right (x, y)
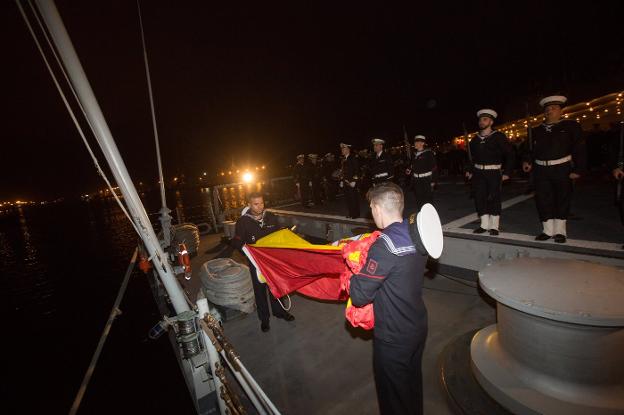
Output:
top-left (613, 168), bottom-right (624, 180)
top-left (339, 181), bottom-right (344, 188)
top-left (522, 162), bottom-right (532, 173)
top-left (502, 174), bottom-right (510, 182)
top-left (405, 168), bottom-right (411, 175)
top-left (430, 182), bottom-right (435, 189)
top-left (349, 181), bottom-right (356, 188)
top-left (465, 171), bottom-right (472, 180)
top-left (569, 172), bottom-right (580, 180)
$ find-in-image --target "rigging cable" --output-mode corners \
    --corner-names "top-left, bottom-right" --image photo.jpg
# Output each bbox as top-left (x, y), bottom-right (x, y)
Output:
top-left (136, 0), bottom-right (168, 209)
top-left (68, 248), bottom-right (138, 415)
top-left (17, 0), bottom-right (141, 237)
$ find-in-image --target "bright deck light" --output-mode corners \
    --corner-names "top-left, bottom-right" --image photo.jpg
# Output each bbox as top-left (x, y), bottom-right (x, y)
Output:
top-left (242, 172), bottom-right (254, 183)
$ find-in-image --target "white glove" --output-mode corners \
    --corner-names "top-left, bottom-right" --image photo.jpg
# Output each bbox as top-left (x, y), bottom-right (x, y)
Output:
top-left (339, 181), bottom-right (344, 188)
top-left (349, 181), bottom-right (356, 188)
top-left (309, 181), bottom-right (313, 187)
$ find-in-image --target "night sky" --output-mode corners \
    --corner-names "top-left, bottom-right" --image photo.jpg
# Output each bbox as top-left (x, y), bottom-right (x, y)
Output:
top-left (2, 0), bottom-right (623, 200)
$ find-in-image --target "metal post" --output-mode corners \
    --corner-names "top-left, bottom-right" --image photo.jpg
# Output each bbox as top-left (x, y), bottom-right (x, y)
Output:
top-left (34, 0), bottom-right (189, 313)
top-left (213, 186), bottom-right (223, 227)
top-left (204, 188), bottom-right (218, 233)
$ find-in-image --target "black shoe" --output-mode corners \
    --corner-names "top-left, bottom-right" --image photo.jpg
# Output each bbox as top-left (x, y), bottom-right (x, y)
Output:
top-left (554, 234), bottom-right (567, 244)
top-left (489, 229), bottom-right (499, 236)
top-left (473, 227), bottom-right (487, 234)
top-left (535, 233), bottom-right (551, 241)
top-left (277, 312), bottom-right (295, 322)
top-left (261, 321), bottom-right (270, 332)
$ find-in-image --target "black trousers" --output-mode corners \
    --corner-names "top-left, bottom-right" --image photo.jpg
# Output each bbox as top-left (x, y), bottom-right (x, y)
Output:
top-left (324, 180), bottom-right (338, 201)
top-left (297, 182), bottom-right (310, 207)
top-left (472, 169), bottom-right (502, 216)
top-left (373, 336), bottom-right (427, 415)
top-left (412, 178), bottom-right (433, 212)
top-left (344, 185), bottom-right (360, 218)
top-left (534, 163), bottom-right (572, 221)
top-left (249, 266), bottom-right (287, 323)
top-left (311, 179), bottom-right (322, 204)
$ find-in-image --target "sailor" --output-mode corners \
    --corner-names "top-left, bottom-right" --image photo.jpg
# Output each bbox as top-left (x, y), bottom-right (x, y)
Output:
top-left (349, 183), bottom-right (428, 415)
top-left (293, 154), bottom-right (311, 207)
top-left (340, 143), bottom-right (361, 218)
top-left (369, 138), bottom-right (395, 186)
top-left (308, 153), bottom-right (323, 205)
top-left (465, 109), bottom-right (513, 235)
top-left (522, 95), bottom-right (586, 243)
top-left (322, 152), bottom-right (339, 201)
top-left (397, 141), bottom-right (413, 189)
top-left (232, 192), bottom-right (295, 332)
top-left (406, 135), bottom-right (437, 211)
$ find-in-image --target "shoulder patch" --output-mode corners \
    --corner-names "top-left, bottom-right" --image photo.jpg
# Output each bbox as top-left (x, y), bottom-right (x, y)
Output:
top-left (366, 259), bottom-right (378, 274)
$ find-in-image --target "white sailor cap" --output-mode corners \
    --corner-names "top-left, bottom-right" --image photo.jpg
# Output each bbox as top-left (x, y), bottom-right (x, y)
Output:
top-left (339, 143), bottom-right (352, 148)
top-left (539, 95), bottom-right (567, 108)
top-left (371, 138), bottom-right (385, 145)
top-left (476, 109), bottom-right (498, 119)
top-left (308, 153), bottom-right (318, 159)
top-left (296, 154), bottom-right (305, 159)
top-left (414, 134), bottom-right (426, 142)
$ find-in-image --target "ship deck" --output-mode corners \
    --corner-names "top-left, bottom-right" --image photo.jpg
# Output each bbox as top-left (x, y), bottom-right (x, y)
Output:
top-left (180, 174), bottom-right (624, 414)
top-left (183, 233), bottom-right (494, 414)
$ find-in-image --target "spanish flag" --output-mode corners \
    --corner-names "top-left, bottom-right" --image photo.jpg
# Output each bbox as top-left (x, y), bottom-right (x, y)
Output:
top-left (242, 229), bottom-right (348, 301)
top-left (242, 229), bottom-right (379, 329)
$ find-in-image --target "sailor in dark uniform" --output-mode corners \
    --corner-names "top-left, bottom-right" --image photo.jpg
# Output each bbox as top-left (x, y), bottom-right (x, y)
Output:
top-left (293, 154), bottom-right (311, 207)
top-left (369, 138), bottom-right (395, 186)
top-left (522, 96), bottom-right (586, 243)
top-left (308, 153), bottom-right (323, 205)
top-left (322, 152), bottom-right (339, 201)
top-left (340, 143), bottom-right (361, 218)
top-left (465, 109), bottom-right (513, 235)
top-left (406, 135), bottom-right (437, 212)
top-left (232, 192), bottom-right (295, 332)
top-left (349, 182), bottom-right (428, 415)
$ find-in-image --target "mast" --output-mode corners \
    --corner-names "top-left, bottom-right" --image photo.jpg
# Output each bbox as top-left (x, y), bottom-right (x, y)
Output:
top-left (34, 0), bottom-right (189, 313)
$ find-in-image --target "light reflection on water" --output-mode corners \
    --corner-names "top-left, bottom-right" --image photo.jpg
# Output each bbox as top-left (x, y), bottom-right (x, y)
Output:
top-left (1, 190), bottom-right (202, 414)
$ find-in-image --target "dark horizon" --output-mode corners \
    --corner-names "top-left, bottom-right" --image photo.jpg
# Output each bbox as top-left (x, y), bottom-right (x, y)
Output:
top-left (3, 1), bottom-right (624, 200)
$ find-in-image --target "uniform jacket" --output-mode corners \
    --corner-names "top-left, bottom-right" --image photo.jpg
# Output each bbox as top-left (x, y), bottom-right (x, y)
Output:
top-left (369, 151), bottom-right (395, 183)
top-left (468, 130), bottom-right (514, 176)
top-left (524, 120), bottom-right (586, 173)
top-left (349, 220), bottom-right (428, 344)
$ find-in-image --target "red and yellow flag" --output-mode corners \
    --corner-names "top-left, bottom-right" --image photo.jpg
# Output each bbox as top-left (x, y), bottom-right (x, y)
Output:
top-left (242, 229), bottom-right (379, 329)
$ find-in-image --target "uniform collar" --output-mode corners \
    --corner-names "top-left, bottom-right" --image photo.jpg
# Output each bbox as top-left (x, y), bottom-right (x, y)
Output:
top-left (245, 210), bottom-right (267, 226)
top-left (380, 220), bottom-right (416, 256)
top-left (478, 129), bottom-right (497, 139)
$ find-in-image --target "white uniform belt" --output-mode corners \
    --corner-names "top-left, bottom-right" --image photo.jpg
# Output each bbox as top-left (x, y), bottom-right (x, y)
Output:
top-left (413, 171), bottom-right (433, 178)
top-left (535, 155), bottom-right (572, 166)
top-left (374, 172), bottom-right (389, 178)
top-left (474, 164), bottom-right (501, 170)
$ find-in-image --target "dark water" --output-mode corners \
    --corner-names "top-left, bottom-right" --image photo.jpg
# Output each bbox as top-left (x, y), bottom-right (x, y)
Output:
top-left (2, 190), bottom-right (206, 414)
